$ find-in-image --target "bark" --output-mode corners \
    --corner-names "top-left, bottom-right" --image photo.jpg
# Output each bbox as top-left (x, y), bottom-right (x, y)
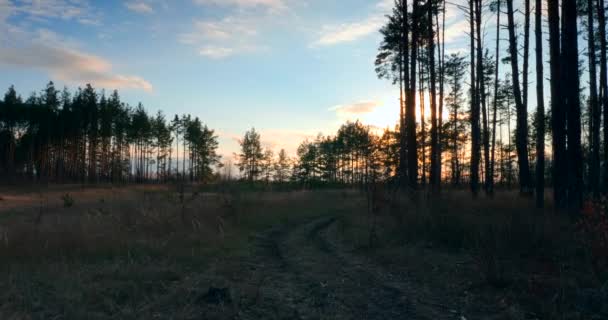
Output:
top-left (429, 0), bottom-right (440, 189)
top-left (407, 0), bottom-right (419, 188)
top-left (469, 0), bottom-right (480, 196)
top-left (506, 0), bottom-right (532, 194)
top-left (522, 0), bottom-right (531, 123)
top-left (490, 0), bottom-right (501, 196)
top-left (588, 0), bottom-right (600, 199)
top-left (435, 0), bottom-right (446, 187)
top-left (535, 0), bottom-right (545, 208)
top-left (475, 0), bottom-right (491, 195)
top-left (548, 0), bottom-right (566, 208)
top-left (562, 0), bottom-right (583, 210)
top-left (597, 0), bottom-right (608, 190)
top-left (399, 0), bottom-right (410, 188)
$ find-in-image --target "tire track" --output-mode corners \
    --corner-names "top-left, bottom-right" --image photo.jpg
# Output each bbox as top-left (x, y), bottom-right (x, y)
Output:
top-left (238, 217), bottom-right (458, 319)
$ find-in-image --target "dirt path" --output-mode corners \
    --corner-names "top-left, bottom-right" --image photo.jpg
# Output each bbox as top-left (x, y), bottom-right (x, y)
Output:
top-left (236, 216), bottom-right (459, 319)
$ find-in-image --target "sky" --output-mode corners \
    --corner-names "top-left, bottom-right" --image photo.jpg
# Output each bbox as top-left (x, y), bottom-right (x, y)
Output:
top-left (0, 0), bottom-right (485, 160)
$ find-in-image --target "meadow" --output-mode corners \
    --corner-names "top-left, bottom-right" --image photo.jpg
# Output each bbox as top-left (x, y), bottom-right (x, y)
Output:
top-left (0, 184), bottom-right (604, 319)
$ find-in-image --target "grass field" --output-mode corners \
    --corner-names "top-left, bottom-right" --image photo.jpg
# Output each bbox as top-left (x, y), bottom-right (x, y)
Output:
top-left (0, 184), bottom-right (605, 319)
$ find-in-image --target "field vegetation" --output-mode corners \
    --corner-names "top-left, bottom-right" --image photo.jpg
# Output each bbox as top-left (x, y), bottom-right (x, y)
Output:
top-left (0, 184), bottom-right (605, 319)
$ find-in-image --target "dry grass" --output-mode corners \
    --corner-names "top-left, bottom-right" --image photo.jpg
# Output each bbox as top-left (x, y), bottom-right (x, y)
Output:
top-left (338, 189), bottom-right (607, 319)
top-left (0, 186), bottom-right (363, 319)
top-left (0, 185), bottom-right (605, 319)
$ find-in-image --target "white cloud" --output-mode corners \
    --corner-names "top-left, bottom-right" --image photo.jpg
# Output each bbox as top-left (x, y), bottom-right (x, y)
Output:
top-left (180, 18), bottom-right (257, 43)
top-left (183, 0), bottom-right (300, 58)
top-left (0, 29), bottom-right (153, 92)
top-left (375, 0), bottom-right (394, 11)
top-left (330, 101), bottom-right (380, 116)
top-left (10, 0), bottom-right (99, 25)
top-left (330, 99), bottom-right (398, 129)
top-left (313, 15), bottom-right (383, 47)
top-left (0, 0), bottom-right (15, 24)
top-left (311, 0), bottom-right (392, 47)
top-left (199, 46), bottom-right (235, 59)
top-left (179, 16), bottom-right (264, 59)
top-left (125, 1), bottom-right (154, 14)
top-left (193, 0), bottom-right (286, 11)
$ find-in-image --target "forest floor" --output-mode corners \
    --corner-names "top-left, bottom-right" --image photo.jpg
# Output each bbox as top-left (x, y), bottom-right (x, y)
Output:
top-left (0, 185), bottom-right (605, 319)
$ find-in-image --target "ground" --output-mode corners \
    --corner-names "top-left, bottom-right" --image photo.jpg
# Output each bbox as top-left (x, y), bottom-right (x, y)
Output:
top-left (0, 185), bottom-right (605, 319)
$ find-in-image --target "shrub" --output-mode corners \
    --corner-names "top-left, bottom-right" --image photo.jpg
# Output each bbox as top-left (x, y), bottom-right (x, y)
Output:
top-left (61, 193), bottom-right (74, 208)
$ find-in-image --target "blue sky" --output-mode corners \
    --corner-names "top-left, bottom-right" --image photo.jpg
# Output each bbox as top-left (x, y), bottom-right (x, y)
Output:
top-left (0, 0), bottom-right (481, 159)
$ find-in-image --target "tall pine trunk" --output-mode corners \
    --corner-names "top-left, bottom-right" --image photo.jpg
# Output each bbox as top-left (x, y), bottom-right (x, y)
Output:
top-left (597, 0), bottom-right (608, 191)
top-left (535, 0), bottom-right (545, 208)
top-left (506, 0), bottom-right (532, 194)
top-left (490, 0), bottom-right (501, 196)
top-left (548, 0), bottom-right (566, 208)
top-left (399, 0), bottom-right (410, 188)
top-left (475, 0), bottom-right (490, 195)
top-left (429, 0), bottom-right (440, 189)
top-left (588, 0), bottom-right (600, 199)
top-left (562, 0), bottom-right (583, 210)
top-left (469, 0), bottom-right (481, 196)
top-left (436, 0), bottom-right (446, 187)
top-left (407, 0), bottom-right (419, 188)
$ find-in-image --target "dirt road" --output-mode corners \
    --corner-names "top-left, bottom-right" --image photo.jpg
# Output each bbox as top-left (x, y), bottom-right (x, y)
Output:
top-left (235, 216), bottom-right (459, 319)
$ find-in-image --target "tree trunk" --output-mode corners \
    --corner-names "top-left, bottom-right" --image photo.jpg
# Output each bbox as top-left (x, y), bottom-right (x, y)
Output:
top-left (535, 0), bottom-right (545, 208)
top-left (597, 0), bottom-right (608, 191)
top-left (562, 0), bottom-right (583, 210)
top-left (506, 0), bottom-right (532, 194)
top-left (429, 0), bottom-right (440, 189)
top-left (548, 0), bottom-right (566, 208)
top-left (435, 0), bottom-right (446, 187)
top-left (490, 0), bottom-right (501, 196)
top-left (399, 0), bottom-right (410, 188)
top-left (588, 0), bottom-right (600, 199)
top-left (407, 0), bottom-right (419, 188)
top-left (475, 0), bottom-right (491, 195)
top-left (469, 0), bottom-right (481, 196)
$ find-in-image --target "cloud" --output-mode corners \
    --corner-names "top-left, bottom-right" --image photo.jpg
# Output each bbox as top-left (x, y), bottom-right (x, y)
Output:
top-left (313, 16), bottom-right (383, 46)
top-left (179, 16), bottom-right (264, 58)
top-left (443, 10), bottom-right (469, 44)
top-left (0, 0), bottom-right (15, 23)
top-left (125, 1), bottom-right (154, 14)
top-left (180, 18), bottom-right (257, 43)
top-left (193, 0), bottom-right (286, 11)
top-left (199, 46), bottom-right (235, 59)
top-left (182, 0), bottom-right (301, 57)
top-left (375, 0), bottom-right (394, 11)
top-left (0, 30), bottom-right (153, 92)
top-left (9, 0), bottom-right (100, 25)
top-left (331, 101), bottom-right (380, 116)
top-left (311, 0), bottom-right (391, 47)
top-left (330, 99), bottom-right (399, 129)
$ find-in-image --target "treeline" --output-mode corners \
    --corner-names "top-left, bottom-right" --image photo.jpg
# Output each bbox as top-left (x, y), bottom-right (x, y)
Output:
top-left (235, 123), bottom-right (397, 187)
top-left (0, 82), bottom-right (220, 184)
top-left (235, 117), bottom-right (528, 189)
top-left (374, 0), bottom-right (605, 210)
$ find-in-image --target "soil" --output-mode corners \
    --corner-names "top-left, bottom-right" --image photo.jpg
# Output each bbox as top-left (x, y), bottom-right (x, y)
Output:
top-left (224, 216), bottom-right (461, 319)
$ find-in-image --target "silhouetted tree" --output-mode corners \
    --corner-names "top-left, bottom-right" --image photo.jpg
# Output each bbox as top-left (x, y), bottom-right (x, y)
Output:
top-left (238, 128), bottom-right (264, 182)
